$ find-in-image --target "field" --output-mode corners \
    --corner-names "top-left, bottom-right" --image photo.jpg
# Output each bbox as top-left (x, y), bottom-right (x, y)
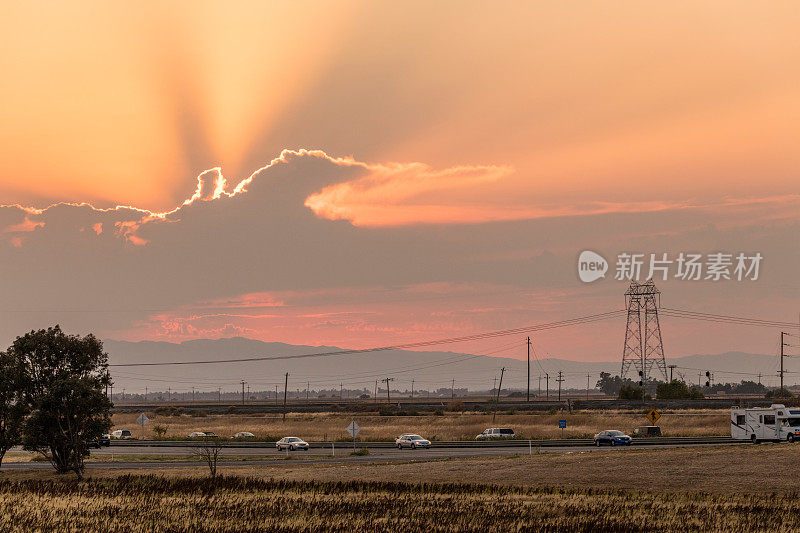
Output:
top-left (111, 409), bottom-right (729, 441)
top-left (3, 446), bottom-right (800, 531)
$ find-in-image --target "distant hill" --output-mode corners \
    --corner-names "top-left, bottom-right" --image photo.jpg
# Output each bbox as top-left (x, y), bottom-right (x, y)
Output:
top-left (103, 337), bottom-right (793, 395)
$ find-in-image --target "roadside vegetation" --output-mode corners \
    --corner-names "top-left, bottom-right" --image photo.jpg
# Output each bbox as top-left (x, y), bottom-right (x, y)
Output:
top-left (109, 409), bottom-right (730, 442)
top-left (1, 473), bottom-right (800, 532)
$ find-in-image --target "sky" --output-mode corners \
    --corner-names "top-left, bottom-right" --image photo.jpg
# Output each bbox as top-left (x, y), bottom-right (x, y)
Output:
top-left (0, 2), bottom-right (798, 375)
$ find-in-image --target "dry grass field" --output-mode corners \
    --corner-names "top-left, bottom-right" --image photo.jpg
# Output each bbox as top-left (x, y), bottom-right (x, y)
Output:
top-left (3, 446), bottom-right (800, 530)
top-left (111, 409), bottom-right (729, 441)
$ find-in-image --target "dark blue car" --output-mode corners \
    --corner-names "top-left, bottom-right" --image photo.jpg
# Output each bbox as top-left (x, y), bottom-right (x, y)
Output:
top-left (594, 430), bottom-right (632, 446)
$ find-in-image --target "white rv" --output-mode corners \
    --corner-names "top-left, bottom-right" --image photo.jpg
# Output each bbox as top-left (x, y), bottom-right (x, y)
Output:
top-left (731, 404), bottom-right (800, 443)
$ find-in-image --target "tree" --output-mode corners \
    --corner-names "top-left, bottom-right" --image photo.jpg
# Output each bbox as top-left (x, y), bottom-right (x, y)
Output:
top-left (0, 351), bottom-right (28, 466)
top-left (618, 384), bottom-right (644, 400)
top-left (9, 326), bottom-right (112, 479)
top-left (766, 388), bottom-right (793, 399)
top-left (596, 372), bottom-right (625, 396)
top-left (656, 380), bottom-right (704, 400)
top-left (193, 436), bottom-right (223, 479)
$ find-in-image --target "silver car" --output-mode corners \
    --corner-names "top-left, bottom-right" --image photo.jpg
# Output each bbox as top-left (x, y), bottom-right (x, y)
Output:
top-left (395, 434), bottom-right (431, 449)
top-left (276, 436), bottom-right (309, 451)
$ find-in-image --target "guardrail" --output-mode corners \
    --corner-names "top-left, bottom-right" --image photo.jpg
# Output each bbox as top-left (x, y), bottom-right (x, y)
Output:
top-left (110, 436), bottom-right (737, 449)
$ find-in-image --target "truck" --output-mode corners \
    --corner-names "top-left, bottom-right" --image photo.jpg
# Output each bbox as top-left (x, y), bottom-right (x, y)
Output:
top-left (731, 404), bottom-right (800, 443)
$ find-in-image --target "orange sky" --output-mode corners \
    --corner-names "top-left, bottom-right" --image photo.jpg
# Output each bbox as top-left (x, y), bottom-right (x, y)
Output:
top-left (1, 2), bottom-right (798, 222)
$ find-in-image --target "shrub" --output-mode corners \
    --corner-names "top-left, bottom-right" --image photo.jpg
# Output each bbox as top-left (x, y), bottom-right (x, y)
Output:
top-left (447, 401), bottom-right (464, 412)
top-left (152, 425), bottom-right (167, 439)
top-left (618, 385), bottom-right (644, 400)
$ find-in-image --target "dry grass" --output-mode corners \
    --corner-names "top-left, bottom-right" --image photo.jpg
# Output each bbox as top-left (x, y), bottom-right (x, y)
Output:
top-left (3, 445), bottom-right (800, 530)
top-left (1, 470), bottom-right (799, 532)
top-left (112, 409), bottom-right (729, 441)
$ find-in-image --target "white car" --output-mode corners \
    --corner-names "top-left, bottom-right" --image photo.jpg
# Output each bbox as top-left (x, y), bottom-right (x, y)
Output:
top-left (111, 429), bottom-right (133, 440)
top-left (276, 437), bottom-right (309, 451)
top-left (476, 427), bottom-right (515, 440)
top-left (187, 432), bottom-right (207, 438)
top-left (233, 432), bottom-right (256, 439)
top-left (395, 434), bottom-right (431, 449)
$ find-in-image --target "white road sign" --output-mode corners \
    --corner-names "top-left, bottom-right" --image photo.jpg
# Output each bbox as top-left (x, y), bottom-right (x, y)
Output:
top-left (137, 413), bottom-right (150, 427)
top-left (346, 421), bottom-right (360, 438)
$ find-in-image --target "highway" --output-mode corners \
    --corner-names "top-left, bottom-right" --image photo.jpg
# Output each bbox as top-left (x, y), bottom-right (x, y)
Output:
top-left (0, 437), bottom-right (743, 471)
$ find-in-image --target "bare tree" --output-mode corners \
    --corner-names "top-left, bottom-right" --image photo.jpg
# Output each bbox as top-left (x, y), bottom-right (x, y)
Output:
top-left (193, 436), bottom-right (223, 479)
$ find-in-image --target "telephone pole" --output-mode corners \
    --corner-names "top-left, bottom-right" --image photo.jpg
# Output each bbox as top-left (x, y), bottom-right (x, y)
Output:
top-left (527, 336), bottom-right (532, 402)
top-left (668, 364), bottom-right (677, 382)
top-left (374, 380), bottom-right (378, 401)
top-left (451, 378), bottom-right (455, 400)
top-left (545, 373), bottom-right (550, 400)
top-left (282, 372), bottom-right (289, 421)
top-left (538, 374), bottom-right (542, 397)
top-left (586, 373), bottom-right (590, 400)
top-left (240, 380), bottom-right (246, 405)
top-left (382, 377), bottom-right (394, 404)
top-left (411, 379), bottom-right (415, 399)
top-left (780, 331), bottom-right (789, 393)
top-left (492, 367), bottom-right (505, 423)
top-left (556, 371), bottom-right (564, 401)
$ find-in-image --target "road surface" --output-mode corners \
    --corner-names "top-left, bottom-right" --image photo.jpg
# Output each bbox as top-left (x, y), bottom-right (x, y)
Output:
top-left (0, 439), bottom-right (744, 471)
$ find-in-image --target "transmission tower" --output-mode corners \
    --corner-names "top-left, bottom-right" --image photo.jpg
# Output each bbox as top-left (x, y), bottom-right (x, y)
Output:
top-left (620, 280), bottom-right (668, 382)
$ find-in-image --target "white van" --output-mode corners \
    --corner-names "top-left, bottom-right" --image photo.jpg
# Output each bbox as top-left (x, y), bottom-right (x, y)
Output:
top-left (731, 404), bottom-right (800, 443)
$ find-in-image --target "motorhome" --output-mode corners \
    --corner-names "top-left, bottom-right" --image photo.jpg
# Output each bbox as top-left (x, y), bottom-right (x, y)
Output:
top-left (731, 404), bottom-right (800, 443)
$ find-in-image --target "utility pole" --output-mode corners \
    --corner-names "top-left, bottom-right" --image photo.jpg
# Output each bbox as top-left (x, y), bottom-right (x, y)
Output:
top-left (282, 372), bottom-right (289, 421)
top-left (166, 386), bottom-right (169, 402)
top-left (110, 384), bottom-right (114, 403)
top-left (340, 383), bottom-right (343, 400)
top-left (493, 376), bottom-right (497, 396)
top-left (382, 377), bottom-right (394, 404)
top-left (275, 385), bottom-right (278, 405)
top-left (538, 374), bottom-right (542, 397)
top-left (586, 374), bottom-right (590, 400)
top-left (668, 364), bottom-right (677, 382)
top-left (411, 379), bottom-right (415, 399)
top-left (145, 386), bottom-right (148, 401)
top-left (780, 331), bottom-right (789, 393)
top-left (556, 371), bottom-right (564, 401)
top-left (545, 373), bottom-right (550, 400)
top-left (451, 378), bottom-right (455, 400)
top-left (218, 388), bottom-right (221, 404)
top-left (247, 384), bottom-right (250, 400)
top-left (527, 336), bottom-right (532, 402)
top-left (192, 387), bottom-right (195, 403)
top-left (374, 380), bottom-right (378, 401)
top-left (241, 380), bottom-right (246, 405)
top-left (492, 367), bottom-right (505, 423)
